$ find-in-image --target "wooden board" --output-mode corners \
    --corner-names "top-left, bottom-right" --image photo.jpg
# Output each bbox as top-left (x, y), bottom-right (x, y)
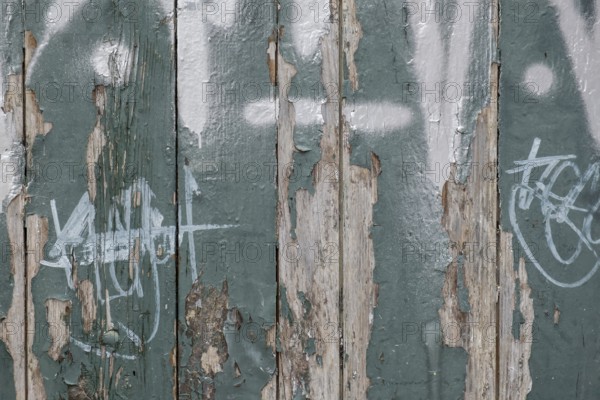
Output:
top-left (176, 0), bottom-right (278, 398)
top-left (23, 1), bottom-right (177, 398)
top-left (499, 0), bottom-right (600, 398)
top-left (0, 4), bottom-right (26, 400)
top-left (0, 0), bottom-right (598, 398)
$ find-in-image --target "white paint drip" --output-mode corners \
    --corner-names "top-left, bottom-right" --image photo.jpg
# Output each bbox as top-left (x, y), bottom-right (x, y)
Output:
top-left (178, 5), bottom-right (210, 148)
top-left (245, 99), bottom-right (412, 132)
top-left (288, 0), bottom-right (330, 59)
top-left (409, 0), bottom-right (476, 189)
top-left (548, 0), bottom-right (600, 143)
top-left (523, 63), bottom-right (554, 96)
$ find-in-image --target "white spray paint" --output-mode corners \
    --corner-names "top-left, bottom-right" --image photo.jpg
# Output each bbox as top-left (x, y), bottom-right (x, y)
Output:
top-left (244, 99), bottom-right (412, 132)
top-left (548, 0), bottom-right (600, 144)
top-left (26, 2), bottom-right (85, 82)
top-left (178, 3), bottom-right (210, 148)
top-left (523, 63), bottom-right (554, 96)
top-left (409, 0), bottom-right (477, 189)
top-left (91, 42), bottom-right (134, 86)
top-left (288, 0), bottom-right (330, 59)
top-left (507, 138), bottom-right (600, 288)
top-left (0, 65), bottom-right (24, 213)
top-left (41, 168), bottom-right (236, 359)
top-left (178, 0), bottom-right (238, 148)
top-left (344, 101), bottom-right (413, 132)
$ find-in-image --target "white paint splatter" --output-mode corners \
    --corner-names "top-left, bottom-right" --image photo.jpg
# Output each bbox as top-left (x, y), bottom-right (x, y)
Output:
top-left (523, 63), bottom-right (554, 96)
top-left (92, 42), bottom-right (134, 85)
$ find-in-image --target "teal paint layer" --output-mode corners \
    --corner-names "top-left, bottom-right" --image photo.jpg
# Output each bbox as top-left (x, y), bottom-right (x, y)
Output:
top-left (176, 1), bottom-right (278, 397)
top-left (500, 0), bottom-right (600, 398)
top-left (26, 1), bottom-right (177, 397)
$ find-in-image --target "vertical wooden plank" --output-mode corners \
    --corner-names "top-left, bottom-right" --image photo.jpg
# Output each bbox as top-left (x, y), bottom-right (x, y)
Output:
top-left (25, 0), bottom-right (177, 397)
top-left (176, 0), bottom-right (278, 398)
top-left (341, 0), bottom-right (498, 398)
top-left (276, 0), bottom-right (341, 397)
top-left (0, 4), bottom-right (25, 399)
top-left (499, 0), bottom-right (600, 397)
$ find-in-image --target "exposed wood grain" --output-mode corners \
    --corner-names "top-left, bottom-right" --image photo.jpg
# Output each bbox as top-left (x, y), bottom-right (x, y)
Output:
top-left (26, 215), bottom-right (49, 400)
top-left (0, 194), bottom-right (26, 400)
top-left (438, 67), bottom-right (499, 399)
top-left (340, 2), bottom-right (380, 398)
top-left (498, 235), bottom-right (533, 399)
top-left (77, 280), bottom-right (97, 335)
top-left (45, 298), bottom-right (72, 361)
top-left (276, 0), bottom-right (342, 394)
top-left (341, 152), bottom-right (380, 399)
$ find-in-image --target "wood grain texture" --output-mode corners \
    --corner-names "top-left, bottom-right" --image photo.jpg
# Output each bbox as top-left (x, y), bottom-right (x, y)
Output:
top-left (0, 5), bottom-right (25, 398)
top-left (498, 234), bottom-right (533, 399)
top-left (275, 0), bottom-right (343, 395)
top-left (0, 0), bottom-right (584, 398)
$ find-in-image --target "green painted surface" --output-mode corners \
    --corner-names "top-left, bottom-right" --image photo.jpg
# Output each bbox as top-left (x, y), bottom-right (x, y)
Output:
top-left (500, 0), bottom-right (600, 398)
top-left (347, 1), bottom-right (493, 398)
top-left (176, 1), bottom-right (278, 398)
top-left (0, 0), bottom-right (596, 398)
top-left (25, 1), bottom-right (177, 397)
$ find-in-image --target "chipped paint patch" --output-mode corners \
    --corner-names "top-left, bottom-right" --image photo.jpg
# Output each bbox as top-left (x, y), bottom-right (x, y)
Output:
top-left (277, 9), bottom-right (341, 397)
top-left (439, 99), bottom-right (498, 398)
top-left (25, 32), bottom-right (52, 167)
top-left (26, 214), bottom-right (49, 399)
top-left (499, 233), bottom-right (533, 399)
top-left (86, 86), bottom-right (107, 201)
top-left (45, 299), bottom-right (72, 361)
top-left (77, 280), bottom-right (97, 334)
top-left (342, 152), bottom-right (380, 398)
top-left (0, 194), bottom-right (27, 400)
top-left (180, 280), bottom-right (229, 399)
top-left (342, 0), bottom-right (362, 90)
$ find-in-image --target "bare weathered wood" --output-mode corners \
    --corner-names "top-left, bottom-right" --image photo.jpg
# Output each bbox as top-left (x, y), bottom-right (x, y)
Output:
top-left (0, 4), bottom-right (25, 397)
top-left (438, 86), bottom-right (499, 399)
top-left (276, 0), bottom-right (342, 395)
top-left (498, 235), bottom-right (533, 399)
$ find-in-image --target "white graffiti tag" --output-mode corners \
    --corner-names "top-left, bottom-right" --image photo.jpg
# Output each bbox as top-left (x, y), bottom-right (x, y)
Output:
top-left (507, 138), bottom-right (600, 288)
top-left (41, 167), bottom-right (236, 359)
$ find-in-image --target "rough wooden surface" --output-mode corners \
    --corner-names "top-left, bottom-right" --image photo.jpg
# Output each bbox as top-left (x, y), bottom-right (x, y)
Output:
top-left (276, 2), bottom-right (341, 395)
top-left (0, 0), bottom-right (597, 398)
